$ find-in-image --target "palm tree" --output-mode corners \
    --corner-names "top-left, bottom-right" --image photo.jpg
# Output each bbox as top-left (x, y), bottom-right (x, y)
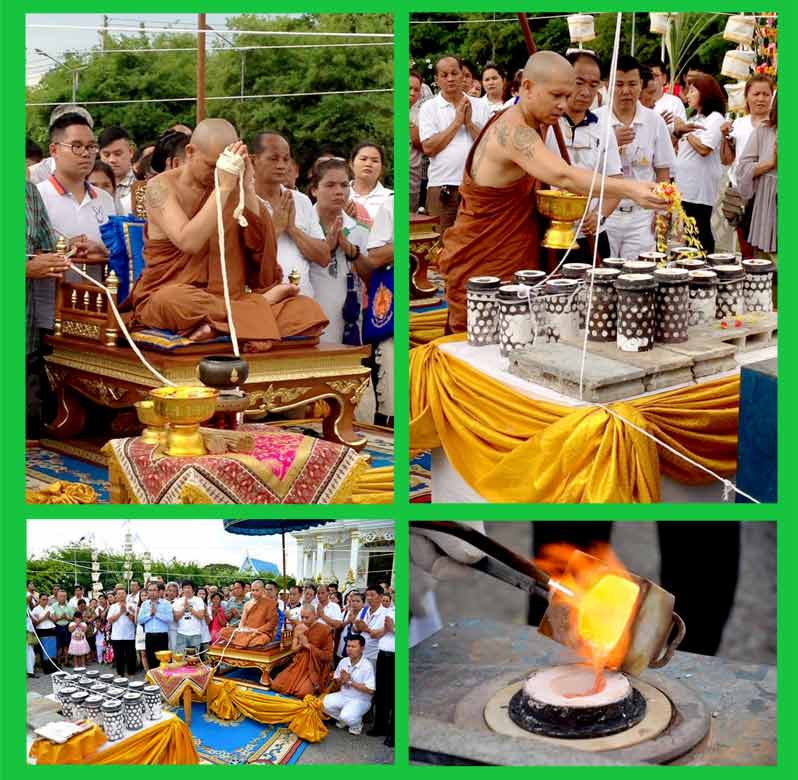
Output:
top-left (664, 13), bottom-right (722, 86)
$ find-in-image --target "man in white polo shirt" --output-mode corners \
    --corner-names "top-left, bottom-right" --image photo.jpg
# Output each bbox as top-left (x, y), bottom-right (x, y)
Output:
top-left (545, 50), bottom-right (623, 262)
top-left (172, 580), bottom-right (206, 653)
top-left (353, 584), bottom-right (388, 664)
top-left (323, 635), bottom-right (376, 735)
top-left (419, 56), bottom-right (490, 230)
top-left (252, 131), bottom-right (328, 297)
top-left (36, 111), bottom-right (113, 286)
top-left (594, 56), bottom-right (676, 260)
top-left (649, 60), bottom-right (687, 134)
top-left (316, 583), bottom-right (343, 631)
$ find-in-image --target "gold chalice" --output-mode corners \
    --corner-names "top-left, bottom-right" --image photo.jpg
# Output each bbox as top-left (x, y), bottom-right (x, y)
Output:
top-left (155, 650), bottom-right (172, 669)
top-left (172, 651), bottom-right (185, 666)
top-left (536, 189), bottom-right (589, 250)
top-left (150, 386), bottom-right (219, 457)
top-left (134, 400), bottom-right (168, 446)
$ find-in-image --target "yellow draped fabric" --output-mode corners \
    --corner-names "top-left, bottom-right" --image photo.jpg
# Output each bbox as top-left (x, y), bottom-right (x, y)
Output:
top-left (205, 679), bottom-right (329, 742)
top-left (31, 718), bottom-right (199, 765)
top-left (352, 465), bottom-right (394, 503)
top-left (410, 308), bottom-right (448, 347)
top-left (410, 335), bottom-right (740, 503)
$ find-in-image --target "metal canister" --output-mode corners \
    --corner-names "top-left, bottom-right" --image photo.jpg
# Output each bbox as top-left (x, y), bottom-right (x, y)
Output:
top-left (78, 675), bottom-right (93, 690)
top-left (128, 680), bottom-right (146, 694)
top-left (513, 270), bottom-right (547, 336)
top-left (585, 267), bottom-right (621, 342)
top-left (513, 269), bottom-right (546, 287)
top-left (561, 263), bottom-right (591, 328)
top-left (89, 682), bottom-right (109, 697)
top-left (706, 252), bottom-right (738, 267)
top-left (101, 699), bottom-right (125, 741)
top-left (614, 273), bottom-right (658, 352)
top-left (51, 670), bottom-right (70, 697)
top-left (497, 284), bottom-right (533, 357)
top-left (112, 676), bottom-right (129, 689)
top-left (83, 694), bottom-right (104, 727)
top-left (70, 690), bottom-right (89, 721)
top-left (57, 685), bottom-right (79, 719)
top-left (688, 269), bottom-right (719, 325)
top-left (602, 257), bottom-right (627, 271)
top-left (653, 267), bottom-right (690, 343)
top-left (465, 276), bottom-right (502, 346)
top-left (85, 670), bottom-right (100, 680)
top-left (142, 684), bottom-right (163, 720)
top-left (99, 673), bottom-right (115, 685)
top-left (623, 258), bottom-right (657, 275)
top-left (639, 251), bottom-right (668, 266)
top-left (742, 258), bottom-right (775, 313)
top-left (123, 691), bottom-right (145, 731)
top-left (670, 245), bottom-right (701, 263)
top-left (544, 278), bottom-right (580, 343)
top-left (676, 257), bottom-right (707, 272)
top-left (714, 264), bottom-right (746, 319)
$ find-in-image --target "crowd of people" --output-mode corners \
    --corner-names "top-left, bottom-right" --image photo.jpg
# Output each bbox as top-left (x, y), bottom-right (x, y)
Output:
top-left (26, 576), bottom-right (395, 745)
top-left (25, 107), bottom-right (394, 438)
top-left (409, 48), bottom-right (777, 330)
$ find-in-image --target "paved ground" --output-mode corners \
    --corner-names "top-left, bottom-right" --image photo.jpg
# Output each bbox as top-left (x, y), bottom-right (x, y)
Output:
top-left (26, 659), bottom-right (393, 765)
top-left (434, 521), bottom-right (776, 666)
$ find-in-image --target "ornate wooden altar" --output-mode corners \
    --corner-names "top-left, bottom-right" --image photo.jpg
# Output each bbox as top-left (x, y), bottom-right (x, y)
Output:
top-left (205, 644), bottom-right (296, 688)
top-left (409, 213), bottom-right (441, 302)
top-left (43, 269), bottom-right (372, 451)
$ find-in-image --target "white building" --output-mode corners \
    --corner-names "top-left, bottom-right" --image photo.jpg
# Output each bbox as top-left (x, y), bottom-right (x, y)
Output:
top-left (292, 521), bottom-right (394, 589)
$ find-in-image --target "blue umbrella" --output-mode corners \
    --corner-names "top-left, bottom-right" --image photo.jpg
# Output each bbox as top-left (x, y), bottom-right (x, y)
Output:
top-left (223, 520), bottom-right (333, 592)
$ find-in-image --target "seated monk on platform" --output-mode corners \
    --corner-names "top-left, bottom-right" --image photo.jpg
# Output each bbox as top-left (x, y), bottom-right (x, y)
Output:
top-left (126, 118), bottom-right (328, 351)
top-left (271, 606), bottom-right (334, 698)
top-left (214, 580), bottom-right (278, 649)
top-left (439, 51), bottom-right (669, 332)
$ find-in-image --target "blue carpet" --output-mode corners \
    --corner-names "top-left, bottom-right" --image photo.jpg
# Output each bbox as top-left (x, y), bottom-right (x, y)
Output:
top-left (173, 699), bottom-right (308, 764)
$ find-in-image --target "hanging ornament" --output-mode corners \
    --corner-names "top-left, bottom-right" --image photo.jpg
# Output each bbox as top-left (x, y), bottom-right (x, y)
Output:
top-left (649, 13), bottom-right (671, 35)
top-left (567, 14), bottom-right (596, 43)
top-left (721, 49), bottom-right (756, 80)
top-left (724, 80), bottom-right (747, 113)
top-left (724, 15), bottom-right (756, 45)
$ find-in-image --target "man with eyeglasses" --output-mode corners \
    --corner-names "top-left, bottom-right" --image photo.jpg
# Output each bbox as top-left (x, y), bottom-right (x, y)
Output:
top-left (35, 111), bottom-right (113, 286)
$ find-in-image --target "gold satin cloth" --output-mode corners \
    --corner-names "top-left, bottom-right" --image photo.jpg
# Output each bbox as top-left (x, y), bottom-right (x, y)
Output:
top-left (410, 335), bottom-right (740, 503)
top-left (30, 717), bottom-right (199, 765)
top-left (409, 308), bottom-right (448, 348)
top-left (352, 465), bottom-right (394, 503)
top-left (204, 679), bottom-right (329, 742)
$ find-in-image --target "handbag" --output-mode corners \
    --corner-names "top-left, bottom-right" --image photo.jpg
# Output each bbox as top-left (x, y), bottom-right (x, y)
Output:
top-left (362, 265), bottom-right (394, 344)
top-left (720, 183), bottom-right (748, 226)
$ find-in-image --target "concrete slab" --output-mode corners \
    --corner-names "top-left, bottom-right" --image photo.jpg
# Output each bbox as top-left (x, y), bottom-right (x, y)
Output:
top-left (509, 343), bottom-right (646, 403)
top-left (692, 312), bottom-right (778, 352)
top-left (660, 338), bottom-right (737, 379)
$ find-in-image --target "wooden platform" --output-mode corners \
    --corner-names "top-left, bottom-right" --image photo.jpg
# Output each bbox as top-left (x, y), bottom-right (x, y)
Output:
top-left (206, 643), bottom-right (296, 688)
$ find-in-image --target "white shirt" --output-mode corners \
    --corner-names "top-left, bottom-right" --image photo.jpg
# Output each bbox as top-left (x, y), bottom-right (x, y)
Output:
top-left (544, 111), bottom-right (622, 238)
top-left (367, 203), bottom-right (393, 251)
top-left (654, 92), bottom-right (687, 133)
top-left (126, 593), bottom-right (141, 611)
top-left (199, 614), bottom-right (211, 643)
top-left (28, 157), bottom-right (57, 185)
top-left (333, 655), bottom-right (376, 703)
top-left (594, 104), bottom-right (676, 211)
top-left (377, 605), bottom-right (395, 653)
top-left (729, 114), bottom-right (755, 187)
top-left (286, 603), bottom-right (303, 623)
top-left (115, 169), bottom-right (137, 216)
top-left (67, 596), bottom-right (85, 611)
top-left (31, 605), bottom-right (56, 630)
top-left (259, 187), bottom-right (324, 298)
top-left (107, 602), bottom-right (136, 641)
top-left (310, 208), bottom-right (369, 344)
top-left (479, 95), bottom-right (505, 115)
top-left (361, 604), bottom-right (387, 661)
top-left (317, 600), bottom-right (343, 625)
top-left (419, 92), bottom-right (490, 187)
top-left (675, 111), bottom-right (726, 206)
top-left (350, 181), bottom-right (393, 221)
top-left (175, 596), bottom-right (205, 636)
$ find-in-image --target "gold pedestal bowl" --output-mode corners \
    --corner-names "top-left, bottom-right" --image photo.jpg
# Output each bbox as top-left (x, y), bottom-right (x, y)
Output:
top-left (134, 400), bottom-right (168, 446)
top-left (155, 650), bottom-right (172, 669)
top-left (150, 386), bottom-right (219, 457)
top-left (536, 189), bottom-right (589, 250)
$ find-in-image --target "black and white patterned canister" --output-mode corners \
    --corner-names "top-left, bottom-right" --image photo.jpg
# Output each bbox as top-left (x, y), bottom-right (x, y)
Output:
top-left (742, 259), bottom-right (775, 312)
top-left (514, 270), bottom-right (548, 338)
top-left (123, 691), bottom-right (145, 731)
top-left (78, 676), bottom-right (93, 690)
top-left (51, 671), bottom-right (70, 697)
top-left (639, 251), bottom-right (668, 267)
top-left (57, 686), bottom-right (79, 719)
top-left (670, 245), bottom-right (701, 263)
top-left (70, 690), bottom-right (89, 721)
top-left (714, 264), bottom-right (746, 319)
top-left (101, 699), bottom-right (125, 741)
top-left (586, 268), bottom-right (621, 342)
top-left (602, 257), bottom-right (627, 271)
top-left (706, 252), bottom-right (738, 267)
top-left (99, 673), bottom-right (115, 685)
top-left (143, 684), bottom-right (163, 720)
top-left (653, 267), bottom-right (690, 343)
top-left (85, 670), bottom-right (100, 681)
top-left (689, 269), bottom-right (719, 325)
top-left (89, 682), bottom-right (109, 697)
top-left (623, 258), bottom-right (658, 275)
top-left (112, 677), bottom-right (129, 690)
top-left (676, 257), bottom-right (707, 272)
top-left (466, 276), bottom-right (502, 346)
top-left (497, 284), bottom-right (533, 357)
top-left (614, 273), bottom-right (658, 352)
top-left (83, 695), bottom-right (104, 727)
top-left (513, 269), bottom-right (547, 287)
top-left (544, 279), bottom-right (580, 342)
top-left (562, 263), bottom-right (591, 328)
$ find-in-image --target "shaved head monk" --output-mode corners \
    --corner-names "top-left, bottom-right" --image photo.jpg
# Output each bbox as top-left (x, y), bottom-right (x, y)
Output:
top-left (438, 51), bottom-right (669, 332)
top-left (213, 579), bottom-right (278, 648)
top-left (126, 118), bottom-right (327, 351)
top-left (271, 605), bottom-right (334, 697)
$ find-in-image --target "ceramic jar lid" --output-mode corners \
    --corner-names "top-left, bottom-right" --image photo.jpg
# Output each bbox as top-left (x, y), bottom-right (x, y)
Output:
top-left (714, 264), bottom-right (745, 281)
top-left (497, 284), bottom-right (531, 302)
top-left (653, 267), bottom-right (690, 284)
top-left (561, 262), bottom-right (592, 279)
top-left (615, 272), bottom-right (657, 291)
top-left (602, 257), bottom-right (627, 269)
top-left (742, 258), bottom-right (775, 274)
top-left (706, 252), bottom-right (738, 266)
top-left (143, 685), bottom-right (161, 695)
top-left (545, 278), bottom-right (579, 295)
top-left (70, 690), bottom-right (89, 701)
top-left (466, 275), bottom-right (502, 291)
top-left (513, 269), bottom-right (547, 286)
top-left (586, 267), bottom-right (621, 284)
top-left (123, 691), bottom-right (142, 703)
top-left (623, 259), bottom-right (657, 274)
top-left (676, 257), bottom-right (706, 270)
top-left (102, 698), bottom-right (123, 713)
top-left (639, 251), bottom-right (668, 264)
top-left (689, 269), bottom-right (719, 286)
top-left (85, 695), bottom-right (103, 706)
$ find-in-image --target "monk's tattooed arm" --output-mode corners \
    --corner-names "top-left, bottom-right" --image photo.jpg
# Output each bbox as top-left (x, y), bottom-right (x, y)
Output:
top-left (495, 121), bottom-right (509, 148)
top-left (511, 126), bottom-right (539, 159)
top-left (145, 178), bottom-right (169, 211)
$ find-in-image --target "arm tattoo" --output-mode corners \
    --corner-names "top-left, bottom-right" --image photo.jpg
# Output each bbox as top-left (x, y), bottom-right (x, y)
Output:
top-left (495, 121), bottom-right (509, 148)
top-left (145, 178), bottom-right (169, 211)
top-left (511, 126), bottom-right (539, 159)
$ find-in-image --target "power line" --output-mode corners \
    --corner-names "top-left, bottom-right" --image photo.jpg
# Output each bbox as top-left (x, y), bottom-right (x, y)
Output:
top-left (26, 88), bottom-right (392, 107)
top-left (27, 24), bottom-right (393, 38)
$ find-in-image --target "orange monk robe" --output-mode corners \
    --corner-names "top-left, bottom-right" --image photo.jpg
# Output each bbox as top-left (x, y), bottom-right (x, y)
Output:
top-left (214, 596), bottom-right (279, 649)
top-left (438, 112), bottom-right (540, 333)
top-left (126, 188), bottom-right (328, 347)
top-left (271, 622), bottom-right (334, 698)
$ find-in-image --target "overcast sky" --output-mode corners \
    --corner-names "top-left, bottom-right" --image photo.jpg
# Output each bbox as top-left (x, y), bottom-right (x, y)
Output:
top-left (27, 519), bottom-right (300, 571)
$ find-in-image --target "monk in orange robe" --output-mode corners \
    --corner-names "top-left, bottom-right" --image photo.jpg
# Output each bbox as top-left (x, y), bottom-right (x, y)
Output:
top-left (271, 606), bottom-right (334, 698)
top-left (214, 580), bottom-right (278, 649)
top-left (126, 118), bottom-right (328, 351)
top-left (438, 52), bottom-right (667, 332)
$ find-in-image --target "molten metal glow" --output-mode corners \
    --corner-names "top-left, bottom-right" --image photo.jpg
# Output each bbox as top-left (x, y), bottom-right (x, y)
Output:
top-left (578, 574), bottom-right (640, 655)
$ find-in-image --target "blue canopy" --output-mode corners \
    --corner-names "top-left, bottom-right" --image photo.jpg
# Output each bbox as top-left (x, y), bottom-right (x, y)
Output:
top-left (223, 520), bottom-right (332, 536)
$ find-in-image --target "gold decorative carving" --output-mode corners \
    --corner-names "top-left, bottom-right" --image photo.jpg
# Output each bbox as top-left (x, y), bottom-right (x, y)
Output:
top-left (62, 320), bottom-right (102, 340)
top-left (351, 377), bottom-right (371, 407)
top-left (328, 379), bottom-right (361, 397)
top-left (73, 376), bottom-right (129, 405)
top-left (246, 384), bottom-right (312, 415)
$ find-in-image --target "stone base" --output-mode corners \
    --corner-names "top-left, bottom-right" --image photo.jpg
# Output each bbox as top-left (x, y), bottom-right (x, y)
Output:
top-left (660, 338), bottom-right (737, 379)
top-left (692, 311), bottom-right (778, 352)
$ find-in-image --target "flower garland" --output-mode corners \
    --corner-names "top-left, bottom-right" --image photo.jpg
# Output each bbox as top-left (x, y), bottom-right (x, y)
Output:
top-left (654, 182), bottom-right (705, 256)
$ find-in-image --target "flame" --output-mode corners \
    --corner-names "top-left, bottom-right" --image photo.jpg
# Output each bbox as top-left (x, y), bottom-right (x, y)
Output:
top-left (534, 543), bottom-right (641, 693)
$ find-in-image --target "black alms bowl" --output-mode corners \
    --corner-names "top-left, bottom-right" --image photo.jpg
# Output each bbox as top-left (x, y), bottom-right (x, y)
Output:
top-left (197, 355), bottom-right (250, 389)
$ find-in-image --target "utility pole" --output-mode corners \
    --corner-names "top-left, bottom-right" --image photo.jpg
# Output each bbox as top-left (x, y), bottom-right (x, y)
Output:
top-left (102, 14), bottom-right (108, 51)
top-left (197, 13), bottom-right (206, 123)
